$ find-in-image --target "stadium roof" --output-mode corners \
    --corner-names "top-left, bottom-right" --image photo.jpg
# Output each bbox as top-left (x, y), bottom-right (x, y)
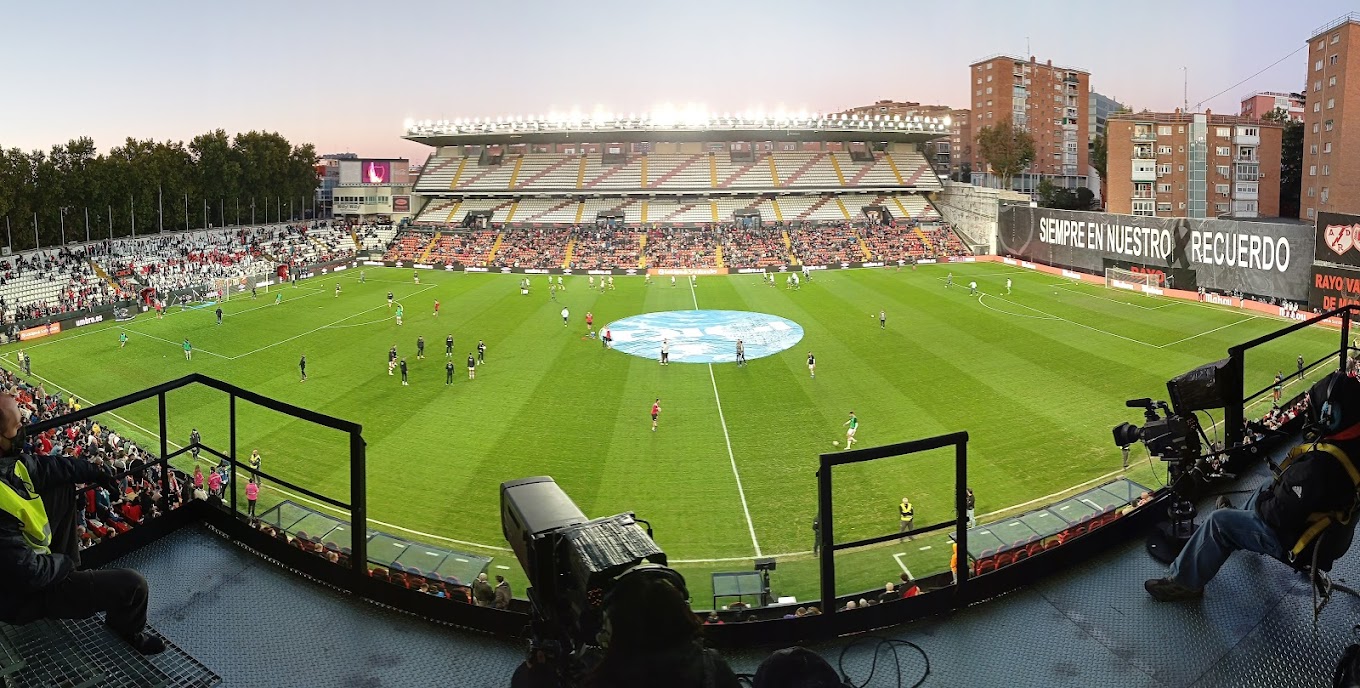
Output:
top-left (402, 113), bottom-right (949, 147)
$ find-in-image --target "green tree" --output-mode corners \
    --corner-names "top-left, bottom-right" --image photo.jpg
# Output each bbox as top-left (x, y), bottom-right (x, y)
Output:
top-left (976, 121), bottom-right (1035, 189)
top-left (1263, 107), bottom-right (1302, 218)
top-left (1091, 133), bottom-right (1107, 181)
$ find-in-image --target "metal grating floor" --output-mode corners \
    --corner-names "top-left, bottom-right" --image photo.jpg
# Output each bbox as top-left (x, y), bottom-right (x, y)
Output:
top-left (111, 461), bottom-right (1360, 687)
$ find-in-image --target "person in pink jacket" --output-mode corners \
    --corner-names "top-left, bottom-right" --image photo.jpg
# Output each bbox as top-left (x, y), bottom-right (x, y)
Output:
top-left (246, 479), bottom-right (259, 518)
top-left (207, 469), bottom-right (222, 498)
top-left (193, 465), bottom-right (203, 491)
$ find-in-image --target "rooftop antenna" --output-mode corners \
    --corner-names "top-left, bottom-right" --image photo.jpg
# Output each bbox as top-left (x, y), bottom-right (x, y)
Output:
top-left (1183, 67), bottom-right (1189, 112)
top-left (1026, 36), bottom-right (1030, 57)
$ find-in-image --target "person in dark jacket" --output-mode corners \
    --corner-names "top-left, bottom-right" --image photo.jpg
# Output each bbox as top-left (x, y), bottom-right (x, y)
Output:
top-left (493, 574), bottom-right (512, 609)
top-left (0, 395), bottom-right (164, 654)
top-left (472, 572), bottom-right (494, 606)
top-left (1147, 371), bottom-right (1360, 601)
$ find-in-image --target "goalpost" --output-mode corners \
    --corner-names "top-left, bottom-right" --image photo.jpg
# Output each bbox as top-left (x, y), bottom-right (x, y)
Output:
top-left (214, 274), bottom-right (270, 302)
top-left (1104, 267), bottom-right (1164, 292)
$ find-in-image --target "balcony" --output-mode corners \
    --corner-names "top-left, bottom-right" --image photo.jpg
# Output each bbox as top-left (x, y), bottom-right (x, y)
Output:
top-left (1132, 161), bottom-right (1156, 182)
top-left (1235, 183), bottom-right (1259, 200)
top-left (1064, 107), bottom-right (1079, 119)
top-left (1233, 131), bottom-right (1260, 146)
top-left (1133, 148), bottom-right (1155, 159)
top-left (1132, 130), bottom-right (1157, 143)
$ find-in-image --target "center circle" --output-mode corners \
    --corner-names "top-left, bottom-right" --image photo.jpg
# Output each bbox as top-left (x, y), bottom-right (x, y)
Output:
top-left (604, 310), bottom-right (804, 363)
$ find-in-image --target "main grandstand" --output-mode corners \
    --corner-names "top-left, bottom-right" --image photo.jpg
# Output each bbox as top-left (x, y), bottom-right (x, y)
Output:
top-left (395, 112), bottom-right (969, 269)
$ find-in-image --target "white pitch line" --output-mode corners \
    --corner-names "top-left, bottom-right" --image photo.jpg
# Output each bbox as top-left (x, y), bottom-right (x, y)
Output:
top-left (118, 327), bottom-right (232, 360)
top-left (229, 284), bottom-right (435, 359)
top-left (976, 294), bottom-right (1059, 320)
top-left (976, 292), bottom-right (1161, 348)
top-left (892, 552), bottom-right (912, 577)
top-left (1051, 283), bottom-right (1175, 310)
top-left (689, 278), bottom-right (762, 557)
top-left (1156, 316), bottom-right (1260, 349)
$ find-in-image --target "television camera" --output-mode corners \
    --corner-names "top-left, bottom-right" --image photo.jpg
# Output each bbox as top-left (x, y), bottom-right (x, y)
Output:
top-left (501, 476), bottom-right (687, 686)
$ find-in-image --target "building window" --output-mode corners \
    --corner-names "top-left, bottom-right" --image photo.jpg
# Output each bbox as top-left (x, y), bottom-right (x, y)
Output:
top-left (1329, 98), bottom-right (1336, 109)
top-left (1333, 34), bottom-right (1341, 44)
top-left (1159, 146), bottom-right (1173, 154)
top-left (976, 78), bottom-right (982, 84)
top-left (1316, 60), bottom-right (1324, 72)
top-left (987, 74), bottom-right (993, 82)
top-left (1325, 142), bottom-right (1332, 153)
top-left (1326, 120), bottom-right (1335, 131)
top-left (1178, 126), bottom-right (1185, 133)
top-left (1316, 80), bottom-right (1323, 91)
top-left (1331, 54), bottom-right (1340, 66)
top-left (1216, 127), bottom-right (1230, 137)
top-left (1323, 187), bottom-right (1330, 203)
top-left (1215, 184), bottom-right (1229, 195)
top-left (1308, 186), bottom-right (1316, 197)
top-left (1308, 208), bottom-right (1316, 219)
top-left (1217, 165), bottom-right (1229, 177)
top-left (1310, 165), bottom-right (1317, 176)
top-left (1311, 145), bottom-right (1318, 155)
top-left (1158, 183), bottom-right (1172, 193)
top-left (1157, 203), bottom-right (1173, 212)
top-left (1178, 165), bottom-right (1184, 172)
top-left (1158, 125), bottom-right (1172, 136)
top-left (1157, 164), bottom-right (1172, 175)
top-left (986, 86), bottom-right (993, 94)
top-left (1215, 146), bottom-right (1230, 156)
top-left (1330, 76), bottom-right (1338, 87)
top-left (1315, 103), bottom-right (1322, 112)
top-left (986, 63), bottom-right (992, 70)
top-left (1314, 123), bottom-right (1320, 133)
top-left (1323, 165), bottom-right (1330, 175)
top-left (1216, 203), bottom-right (1229, 214)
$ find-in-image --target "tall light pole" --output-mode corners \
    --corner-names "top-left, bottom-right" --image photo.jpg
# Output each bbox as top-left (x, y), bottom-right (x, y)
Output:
top-left (84, 207), bottom-right (90, 243)
top-left (59, 207), bottom-right (67, 246)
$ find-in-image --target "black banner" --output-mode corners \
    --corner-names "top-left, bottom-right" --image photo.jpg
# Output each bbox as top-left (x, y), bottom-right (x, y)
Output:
top-left (998, 206), bottom-right (1315, 301)
top-left (1309, 263), bottom-right (1360, 311)
top-left (1316, 212), bottom-right (1360, 267)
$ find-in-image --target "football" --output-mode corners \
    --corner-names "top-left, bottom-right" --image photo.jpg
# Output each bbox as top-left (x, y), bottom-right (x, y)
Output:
top-left (832, 440), bottom-right (840, 446)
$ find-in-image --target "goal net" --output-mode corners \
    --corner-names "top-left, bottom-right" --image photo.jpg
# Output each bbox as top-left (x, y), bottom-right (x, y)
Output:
top-left (1105, 267), bottom-right (1164, 292)
top-left (214, 275), bottom-right (270, 302)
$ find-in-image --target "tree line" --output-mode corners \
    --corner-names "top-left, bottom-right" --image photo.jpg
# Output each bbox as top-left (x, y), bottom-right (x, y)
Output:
top-left (0, 131), bottom-right (319, 252)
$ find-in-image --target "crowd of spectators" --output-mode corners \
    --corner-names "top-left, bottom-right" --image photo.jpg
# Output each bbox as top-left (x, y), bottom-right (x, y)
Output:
top-left (0, 245), bottom-right (123, 323)
top-left (0, 365), bottom-right (191, 551)
top-left (489, 228), bottom-right (570, 269)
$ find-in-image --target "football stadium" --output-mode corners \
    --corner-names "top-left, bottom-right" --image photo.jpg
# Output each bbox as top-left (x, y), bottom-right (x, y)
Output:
top-left (7, 6), bottom-right (1360, 687)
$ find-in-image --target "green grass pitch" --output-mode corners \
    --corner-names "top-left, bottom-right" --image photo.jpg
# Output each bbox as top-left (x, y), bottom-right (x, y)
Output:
top-left (3, 264), bottom-right (1341, 606)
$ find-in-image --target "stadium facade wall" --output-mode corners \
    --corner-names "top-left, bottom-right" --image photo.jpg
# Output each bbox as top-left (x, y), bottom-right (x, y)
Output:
top-left (934, 182), bottom-right (1031, 253)
top-left (998, 206), bottom-right (1316, 302)
top-left (1311, 213), bottom-right (1360, 310)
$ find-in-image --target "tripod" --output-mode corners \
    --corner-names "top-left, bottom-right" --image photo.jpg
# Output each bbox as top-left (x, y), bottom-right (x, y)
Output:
top-left (1146, 463), bottom-right (1199, 564)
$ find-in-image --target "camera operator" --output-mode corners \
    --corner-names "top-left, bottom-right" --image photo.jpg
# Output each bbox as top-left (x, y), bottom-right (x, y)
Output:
top-left (1146, 371), bottom-right (1360, 602)
top-left (0, 395), bottom-right (164, 654)
top-left (511, 571), bottom-right (741, 688)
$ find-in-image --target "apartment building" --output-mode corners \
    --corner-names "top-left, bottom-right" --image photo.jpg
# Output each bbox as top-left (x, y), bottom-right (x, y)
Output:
top-left (1106, 110), bottom-right (1282, 218)
top-left (1300, 13), bottom-right (1360, 220)
top-left (840, 100), bottom-right (969, 177)
top-left (1240, 91), bottom-right (1305, 122)
top-left (967, 55), bottom-right (1090, 192)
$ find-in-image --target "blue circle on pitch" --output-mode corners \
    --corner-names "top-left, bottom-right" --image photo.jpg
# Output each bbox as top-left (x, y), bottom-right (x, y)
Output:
top-left (605, 310), bottom-right (804, 363)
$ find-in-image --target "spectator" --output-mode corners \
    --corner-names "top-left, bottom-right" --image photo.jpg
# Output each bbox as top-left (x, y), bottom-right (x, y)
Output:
top-left (877, 583), bottom-right (897, 605)
top-left (472, 572), bottom-right (494, 606)
top-left (704, 612), bottom-right (724, 625)
top-left (245, 479), bottom-right (258, 518)
top-left (966, 487), bottom-right (976, 528)
top-left (493, 574), bottom-right (512, 610)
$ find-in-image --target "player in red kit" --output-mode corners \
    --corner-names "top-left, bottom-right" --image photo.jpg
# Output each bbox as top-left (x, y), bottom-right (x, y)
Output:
top-left (651, 399), bottom-right (661, 432)
top-left (433, 300), bottom-right (441, 317)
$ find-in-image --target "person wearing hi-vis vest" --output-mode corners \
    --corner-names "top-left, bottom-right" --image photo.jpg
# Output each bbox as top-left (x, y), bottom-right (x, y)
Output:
top-left (898, 496), bottom-right (915, 540)
top-left (1146, 371), bottom-right (1360, 602)
top-left (0, 395), bottom-right (165, 654)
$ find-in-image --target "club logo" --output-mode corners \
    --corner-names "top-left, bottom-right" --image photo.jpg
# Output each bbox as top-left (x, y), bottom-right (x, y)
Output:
top-left (605, 310), bottom-right (804, 364)
top-left (1325, 222), bottom-right (1359, 256)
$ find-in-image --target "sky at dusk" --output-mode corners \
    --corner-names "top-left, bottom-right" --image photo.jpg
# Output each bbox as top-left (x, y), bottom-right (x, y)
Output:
top-left (2, 0), bottom-right (1356, 162)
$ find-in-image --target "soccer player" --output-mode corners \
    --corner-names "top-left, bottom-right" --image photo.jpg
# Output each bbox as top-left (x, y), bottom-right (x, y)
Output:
top-left (183, 339), bottom-right (193, 360)
top-left (477, 339), bottom-right (486, 365)
top-left (844, 411), bottom-right (859, 448)
top-left (556, 275), bottom-right (564, 291)
top-left (879, 310), bottom-right (886, 330)
top-left (417, 336), bottom-right (425, 360)
top-left (1298, 354), bottom-right (1306, 378)
top-left (335, 283), bottom-right (341, 298)
top-left (946, 272), bottom-right (953, 289)
top-left (119, 332), bottom-right (128, 349)
top-left (589, 276), bottom-right (595, 289)
top-left (968, 281), bottom-right (978, 296)
top-left (413, 270), bottom-right (420, 285)
top-left (395, 305), bottom-right (404, 326)
top-left (445, 359), bottom-right (455, 385)
top-left (399, 357), bottom-right (409, 385)
top-left (651, 398), bottom-right (661, 432)
top-left (1006, 278), bottom-right (1012, 295)
top-left (388, 345), bottom-right (398, 375)
top-left (251, 285), bottom-right (258, 299)
top-left (561, 306), bottom-right (569, 327)
top-left (387, 291), bottom-right (394, 309)
top-left (446, 334), bottom-right (454, 358)
top-left (467, 353), bottom-right (477, 379)
top-left (585, 311), bottom-right (594, 331)
top-left (736, 339), bottom-right (746, 367)
top-left (274, 292), bottom-right (282, 305)
top-left (660, 339), bottom-right (670, 366)
top-left (671, 276), bottom-right (676, 288)
top-left (1273, 372), bottom-right (1283, 402)
top-left (433, 299), bottom-right (441, 317)
top-left (550, 283), bottom-right (557, 301)
top-left (299, 353), bottom-right (307, 382)
top-left (602, 328), bottom-right (611, 349)
top-left (215, 306), bottom-right (223, 325)
top-left (645, 273), bottom-right (653, 286)
top-left (360, 270), bottom-right (366, 283)
top-left (190, 428), bottom-right (201, 460)
top-left (807, 352), bottom-right (816, 378)
top-left (608, 276), bottom-right (615, 290)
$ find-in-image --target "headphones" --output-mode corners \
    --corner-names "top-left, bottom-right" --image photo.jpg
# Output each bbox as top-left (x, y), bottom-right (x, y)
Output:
top-left (1313, 372), bottom-right (1348, 434)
